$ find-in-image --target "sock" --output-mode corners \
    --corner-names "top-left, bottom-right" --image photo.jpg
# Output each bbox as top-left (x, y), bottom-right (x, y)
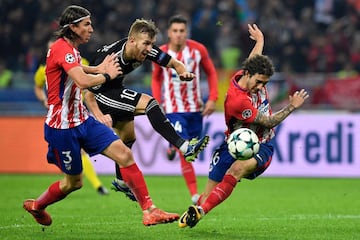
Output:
top-left (120, 163), bottom-right (153, 210)
top-left (179, 141), bottom-right (189, 153)
top-left (115, 140), bottom-right (135, 180)
top-left (81, 153), bottom-right (102, 190)
top-left (36, 181), bottom-right (68, 209)
top-left (197, 193), bottom-right (204, 205)
top-left (145, 98), bottom-right (185, 149)
top-left (180, 154), bottom-right (198, 196)
top-left (201, 174), bottom-right (238, 214)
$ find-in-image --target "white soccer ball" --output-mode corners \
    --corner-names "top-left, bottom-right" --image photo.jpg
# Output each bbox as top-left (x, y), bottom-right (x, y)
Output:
top-left (227, 128), bottom-right (260, 160)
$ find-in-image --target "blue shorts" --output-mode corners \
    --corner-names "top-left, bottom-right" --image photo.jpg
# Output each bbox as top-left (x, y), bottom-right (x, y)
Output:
top-left (208, 140), bottom-right (274, 182)
top-left (166, 112), bottom-right (203, 139)
top-left (45, 116), bottom-right (119, 175)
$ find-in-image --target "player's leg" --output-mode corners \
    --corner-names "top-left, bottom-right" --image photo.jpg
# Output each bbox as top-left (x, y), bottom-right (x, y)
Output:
top-left (81, 149), bottom-right (108, 195)
top-left (23, 124), bottom-right (84, 226)
top-left (94, 89), bottom-right (139, 200)
top-left (111, 121), bottom-right (137, 201)
top-left (103, 139), bottom-right (179, 226)
top-left (182, 142), bottom-right (274, 228)
top-left (166, 112), bottom-right (203, 203)
top-left (136, 93), bottom-right (209, 161)
top-left (84, 116), bottom-right (179, 226)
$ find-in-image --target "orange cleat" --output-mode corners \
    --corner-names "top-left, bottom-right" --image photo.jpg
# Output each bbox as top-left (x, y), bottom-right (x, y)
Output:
top-left (143, 208), bottom-right (179, 226)
top-left (23, 199), bottom-right (52, 226)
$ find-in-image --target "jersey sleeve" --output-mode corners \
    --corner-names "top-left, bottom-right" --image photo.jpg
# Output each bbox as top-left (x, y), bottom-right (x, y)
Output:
top-left (197, 42), bottom-right (218, 101)
top-left (53, 46), bottom-right (81, 73)
top-left (151, 61), bottom-right (163, 102)
top-left (227, 93), bottom-right (258, 124)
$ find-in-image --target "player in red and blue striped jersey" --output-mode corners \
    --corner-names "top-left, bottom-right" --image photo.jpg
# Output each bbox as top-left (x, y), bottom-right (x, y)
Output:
top-left (23, 5), bottom-right (179, 227)
top-left (179, 23), bottom-right (309, 228)
top-left (152, 15), bottom-right (218, 204)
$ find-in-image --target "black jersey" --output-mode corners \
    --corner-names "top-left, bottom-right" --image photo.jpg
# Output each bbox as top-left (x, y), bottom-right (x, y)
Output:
top-left (88, 38), bottom-right (172, 93)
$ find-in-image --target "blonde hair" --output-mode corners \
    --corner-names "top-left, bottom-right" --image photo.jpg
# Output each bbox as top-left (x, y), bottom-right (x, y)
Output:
top-left (128, 19), bottom-right (158, 39)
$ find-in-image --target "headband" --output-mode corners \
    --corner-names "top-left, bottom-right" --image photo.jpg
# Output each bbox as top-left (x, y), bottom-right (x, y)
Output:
top-left (62, 15), bottom-right (90, 28)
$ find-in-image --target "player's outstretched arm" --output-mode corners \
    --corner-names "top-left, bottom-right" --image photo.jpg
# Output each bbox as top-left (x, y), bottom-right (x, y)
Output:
top-left (166, 57), bottom-right (195, 81)
top-left (254, 89), bottom-right (309, 128)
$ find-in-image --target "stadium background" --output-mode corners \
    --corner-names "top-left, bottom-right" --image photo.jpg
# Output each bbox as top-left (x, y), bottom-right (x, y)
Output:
top-left (0, 0), bottom-right (359, 177)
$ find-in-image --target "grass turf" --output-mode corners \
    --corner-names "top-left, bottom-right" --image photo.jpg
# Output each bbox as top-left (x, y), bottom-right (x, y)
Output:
top-left (0, 174), bottom-right (359, 240)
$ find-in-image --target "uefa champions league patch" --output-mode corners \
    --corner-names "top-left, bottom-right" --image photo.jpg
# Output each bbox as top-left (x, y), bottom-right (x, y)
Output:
top-left (65, 53), bottom-right (76, 63)
top-left (242, 109), bottom-right (252, 119)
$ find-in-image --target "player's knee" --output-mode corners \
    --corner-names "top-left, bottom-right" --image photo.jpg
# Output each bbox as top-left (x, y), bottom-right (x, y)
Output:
top-left (145, 98), bottom-right (159, 112)
top-left (112, 141), bottom-right (135, 167)
top-left (119, 147), bottom-right (134, 167)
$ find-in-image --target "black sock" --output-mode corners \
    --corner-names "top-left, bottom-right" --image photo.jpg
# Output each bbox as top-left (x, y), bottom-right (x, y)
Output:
top-left (145, 98), bottom-right (185, 148)
top-left (115, 140), bottom-right (136, 180)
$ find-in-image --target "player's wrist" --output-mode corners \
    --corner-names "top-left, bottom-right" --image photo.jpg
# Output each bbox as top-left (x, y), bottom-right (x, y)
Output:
top-left (289, 104), bottom-right (296, 111)
top-left (102, 73), bottom-right (111, 83)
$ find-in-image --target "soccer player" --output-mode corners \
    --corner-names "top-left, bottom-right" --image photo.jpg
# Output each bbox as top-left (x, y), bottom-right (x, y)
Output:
top-left (151, 15), bottom-right (218, 204)
top-left (83, 18), bottom-right (210, 201)
top-left (178, 23), bottom-right (309, 228)
top-left (34, 39), bottom-right (109, 195)
top-left (23, 5), bottom-right (179, 227)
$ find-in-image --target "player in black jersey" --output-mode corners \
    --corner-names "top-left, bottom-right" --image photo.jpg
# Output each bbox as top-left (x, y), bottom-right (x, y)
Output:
top-left (84, 19), bottom-right (210, 203)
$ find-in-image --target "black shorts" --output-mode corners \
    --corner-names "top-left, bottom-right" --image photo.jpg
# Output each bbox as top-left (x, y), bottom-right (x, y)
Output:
top-left (94, 88), bottom-right (142, 123)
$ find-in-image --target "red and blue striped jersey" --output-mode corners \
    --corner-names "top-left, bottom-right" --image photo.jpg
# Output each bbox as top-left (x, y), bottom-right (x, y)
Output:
top-left (224, 70), bottom-right (275, 143)
top-left (45, 38), bottom-right (89, 129)
top-left (152, 39), bottom-right (218, 113)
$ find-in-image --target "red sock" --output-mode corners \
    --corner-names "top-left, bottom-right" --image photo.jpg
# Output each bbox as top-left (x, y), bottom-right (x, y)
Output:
top-left (201, 174), bottom-right (238, 214)
top-left (180, 154), bottom-right (198, 196)
top-left (36, 181), bottom-right (67, 209)
top-left (120, 163), bottom-right (153, 210)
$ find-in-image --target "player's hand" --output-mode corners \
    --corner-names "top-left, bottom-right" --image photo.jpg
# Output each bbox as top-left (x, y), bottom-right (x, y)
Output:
top-left (179, 72), bottom-right (195, 81)
top-left (96, 113), bottom-right (113, 128)
top-left (289, 89), bottom-right (309, 109)
top-left (248, 23), bottom-right (263, 42)
top-left (202, 100), bottom-right (216, 116)
top-left (101, 53), bottom-right (122, 79)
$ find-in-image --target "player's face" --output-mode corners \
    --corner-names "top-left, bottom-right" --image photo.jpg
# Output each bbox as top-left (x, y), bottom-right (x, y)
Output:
top-left (131, 33), bottom-right (156, 62)
top-left (71, 17), bottom-right (93, 44)
top-left (168, 23), bottom-right (187, 47)
top-left (247, 73), bottom-right (269, 93)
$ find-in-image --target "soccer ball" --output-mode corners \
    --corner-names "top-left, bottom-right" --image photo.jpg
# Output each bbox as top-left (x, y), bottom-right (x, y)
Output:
top-left (227, 128), bottom-right (260, 160)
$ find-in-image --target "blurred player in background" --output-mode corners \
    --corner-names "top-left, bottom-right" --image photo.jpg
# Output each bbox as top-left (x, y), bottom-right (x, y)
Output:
top-left (34, 38), bottom-right (109, 196)
top-left (152, 15), bottom-right (218, 204)
top-left (23, 5), bottom-right (179, 227)
top-left (179, 24), bottom-right (309, 228)
top-left (83, 18), bottom-right (209, 201)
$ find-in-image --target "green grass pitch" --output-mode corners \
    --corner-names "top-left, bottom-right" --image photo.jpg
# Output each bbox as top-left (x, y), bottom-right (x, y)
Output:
top-left (0, 174), bottom-right (359, 240)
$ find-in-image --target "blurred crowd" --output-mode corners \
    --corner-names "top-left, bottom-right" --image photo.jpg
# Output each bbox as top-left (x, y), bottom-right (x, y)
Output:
top-left (0, 0), bottom-right (359, 88)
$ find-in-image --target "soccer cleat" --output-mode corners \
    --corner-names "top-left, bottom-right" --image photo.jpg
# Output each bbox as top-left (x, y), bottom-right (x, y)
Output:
top-left (23, 199), bottom-right (52, 226)
top-left (143, 208), bottom-right (180, 226)
top-left (186, 205), bottom-right (204, 228)
top-left (97, 186), bottom-right (109, 195)
top-left (166, 145), bottom-right (177, 161)
top-left (111, 178), bottom-right (137, 202)
top-left (184, 136), bottom-right (210, 162)
top-left (178, 211), bottom-right (189, 228)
